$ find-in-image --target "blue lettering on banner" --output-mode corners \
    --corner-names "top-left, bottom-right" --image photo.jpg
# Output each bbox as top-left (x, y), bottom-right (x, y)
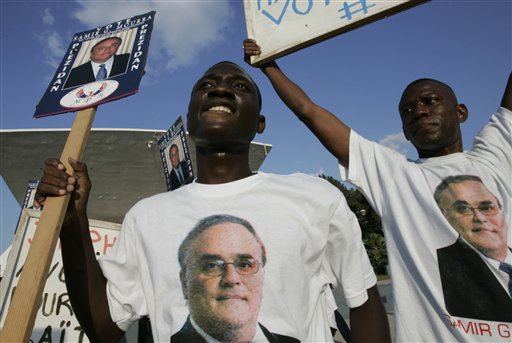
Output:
top-left (338, 1), bottom-right (376, 20)
top-left (257, 0), bottom-right (375, 25)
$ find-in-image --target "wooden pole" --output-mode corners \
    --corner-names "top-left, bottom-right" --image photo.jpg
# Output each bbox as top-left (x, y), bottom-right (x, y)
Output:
top-left (0, 107), bottom-right (96, 342)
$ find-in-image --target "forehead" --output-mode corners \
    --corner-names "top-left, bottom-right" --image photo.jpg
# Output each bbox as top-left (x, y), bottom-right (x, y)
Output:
top-left (95, 38), bottom-right (119, 48)
top-left (190, 223), bottom-right (260, 257)
top-left (442, 181), bottom-right (495, 201)
top-left (400, 80), bottom-right (454, 102)
top-left (202, 63), bottom-right (254, 83)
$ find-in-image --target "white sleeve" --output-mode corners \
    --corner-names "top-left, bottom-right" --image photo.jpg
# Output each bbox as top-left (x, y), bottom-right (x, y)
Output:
top-left (469, 107), bottom-right (512, 190)
top-left (98, 211), bottom-right (147, 331)
top-left (339, 130), bottom-right (410, 216)
top-left (326, 194), bottom-right (377, 308)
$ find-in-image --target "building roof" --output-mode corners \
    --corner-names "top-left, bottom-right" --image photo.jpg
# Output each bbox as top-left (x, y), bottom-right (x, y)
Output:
top-left (0, 129), bottom-right (272, 223)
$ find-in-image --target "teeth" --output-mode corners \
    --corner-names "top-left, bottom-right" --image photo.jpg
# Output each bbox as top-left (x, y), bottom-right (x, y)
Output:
top-left (209, 106), bottom-right (232, 114)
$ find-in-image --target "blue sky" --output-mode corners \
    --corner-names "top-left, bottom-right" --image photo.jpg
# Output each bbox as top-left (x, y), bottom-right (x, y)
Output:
top-left (1, 0), bottom-right (510, 253)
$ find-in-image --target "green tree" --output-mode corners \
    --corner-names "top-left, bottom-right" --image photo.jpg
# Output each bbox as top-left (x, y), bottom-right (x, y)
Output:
top-left (318, 174), bottom-right (388, 274)
top-left (363, 233), bottom-right (388, 275)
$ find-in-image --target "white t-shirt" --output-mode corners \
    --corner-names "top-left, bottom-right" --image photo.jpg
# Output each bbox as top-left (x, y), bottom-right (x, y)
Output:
top-left (340, 107), bottom-right (512, 342)
top-left (99, 172), bottom-right (376, 342)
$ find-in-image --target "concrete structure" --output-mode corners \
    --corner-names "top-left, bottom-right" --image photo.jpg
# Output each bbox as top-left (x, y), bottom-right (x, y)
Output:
top-left (0, 128), bottom-right (272, 223)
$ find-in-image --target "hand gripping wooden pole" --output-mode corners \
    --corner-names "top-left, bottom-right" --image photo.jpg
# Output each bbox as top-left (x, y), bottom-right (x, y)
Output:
top-left (0, 107), bottom-right (96, 342)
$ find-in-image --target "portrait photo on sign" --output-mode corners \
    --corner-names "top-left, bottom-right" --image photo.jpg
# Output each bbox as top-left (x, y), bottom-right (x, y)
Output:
top-left (434, 175), bottom-right (512, 322)
top-left (158, 116), bottom-right (194, 191)
top-left (64, 29), bottom-right (136, 89)
top-left (165, 140), bottom-right (192, 191)
top-left (34, 10), bottom-right (155, 117)
top-left (172, 214), bottom-right (299, 343)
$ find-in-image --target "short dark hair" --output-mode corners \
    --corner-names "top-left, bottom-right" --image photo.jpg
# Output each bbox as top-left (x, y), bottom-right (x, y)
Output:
top-left (178, 214), bottom-right (267, 271)
top-left (402, 78), bottom-right (458, 104)
top-left (433, 175), bottom-right (501, 209)
top-left (91, 36), bottom-right (122, 53)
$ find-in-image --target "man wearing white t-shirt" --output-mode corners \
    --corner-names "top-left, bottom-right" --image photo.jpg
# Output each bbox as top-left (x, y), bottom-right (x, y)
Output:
top-left (244, 39), bottom-right (511, 342)
top-left (35, 61), bottom-right (390, 342)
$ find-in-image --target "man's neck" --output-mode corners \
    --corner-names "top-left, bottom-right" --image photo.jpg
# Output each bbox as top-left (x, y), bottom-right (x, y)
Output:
top-left (416, 139), bottom-right (464, 159)
top-left (194, 150), bottom-right (254, 185)
top-left (91, 55), bottom-right (114, 66)
top-left (459, 236), bottom-right (509, 262)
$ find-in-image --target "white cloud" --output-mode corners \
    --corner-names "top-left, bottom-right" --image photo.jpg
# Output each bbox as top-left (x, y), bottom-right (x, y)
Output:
top-left (71, 0), bottom-right (233, 70)
top-left (37, 8), bottom-right (65, 69)
top-left (379, 132), bottom-right (412, 156)
top-left (42, 8), bottom-right (55, 26)
top-left (40, 30), bottom-right (66, 69)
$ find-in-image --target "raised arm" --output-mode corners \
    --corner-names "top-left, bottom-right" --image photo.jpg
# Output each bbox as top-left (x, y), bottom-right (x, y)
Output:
top-left (243, 39), bottom-right (352, 166)
top-left (36, 158), bottom-right (124, 342)
top-left (349, 285), bottom-right (391, 343)
top-left (500, 71), bottom-right (512, 111)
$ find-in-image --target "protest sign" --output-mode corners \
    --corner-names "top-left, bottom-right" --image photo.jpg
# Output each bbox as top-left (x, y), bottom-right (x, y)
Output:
top-left (34, 11), bottom-right (155, 117)
top-left (0, 209), bottom-right (122, 342)
top-left (1, 12), bottom-right (156, 341)
top-left (244, 0), bottom-right (428, 65)
top-left (158, 116), bottom-right (194, 191)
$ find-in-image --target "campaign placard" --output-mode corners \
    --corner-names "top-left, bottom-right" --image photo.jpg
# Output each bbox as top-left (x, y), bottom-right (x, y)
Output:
top-left (0, 210), bottom-right (123, 342)
top-left (158, 116), bottom-right (194, 191)
top-left (20, 179), bottom-right (40, 210)
top-left (244, 0), bottom-right (428, 65)
top-left (34, 11), bottom-right (155, 117)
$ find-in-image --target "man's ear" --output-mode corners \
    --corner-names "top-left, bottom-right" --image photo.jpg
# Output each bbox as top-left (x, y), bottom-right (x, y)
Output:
top-left (456, 104), bottom-right (468, 123)
top-left (257, 114), bottom-right (266, 134)
top-left (180, 270), bottom-right (188, 299)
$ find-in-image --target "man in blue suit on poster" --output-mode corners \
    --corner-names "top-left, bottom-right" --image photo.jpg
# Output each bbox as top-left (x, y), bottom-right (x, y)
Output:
top-left (65, 36), bottom-right (129, 88)
top-left (168, 143), bottom-right (191, 190)
top-left (434, 175), bottom-right (512, 322)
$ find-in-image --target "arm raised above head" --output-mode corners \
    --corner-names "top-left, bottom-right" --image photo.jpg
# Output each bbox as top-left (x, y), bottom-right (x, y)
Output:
top-left (244, 39), bottom-right (352, 167)
top-left (36, 158), bottom-right (124, 342)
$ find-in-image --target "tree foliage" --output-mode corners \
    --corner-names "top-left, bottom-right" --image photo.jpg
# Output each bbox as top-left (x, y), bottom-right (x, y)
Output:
top-left (318, 174), bottom-right (388, 274)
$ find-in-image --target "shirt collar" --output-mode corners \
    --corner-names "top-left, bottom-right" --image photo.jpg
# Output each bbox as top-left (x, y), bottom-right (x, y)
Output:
top-left (91, 55), bottom-right (114, 69)
top-left (189, 316), bottom-right (268, 342)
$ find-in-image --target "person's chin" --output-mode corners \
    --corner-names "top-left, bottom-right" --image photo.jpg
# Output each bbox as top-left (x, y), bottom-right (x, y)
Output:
top-left (214, 302), bottom-right (253, 323)
top-left (471, 228), bottom-right (498, 240)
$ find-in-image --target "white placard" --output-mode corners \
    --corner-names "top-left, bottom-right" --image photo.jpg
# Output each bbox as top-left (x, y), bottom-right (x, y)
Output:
top-left (244, 0), bottom-right (429, 65)
top-left (0, 209), bottom-right (121, 342)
